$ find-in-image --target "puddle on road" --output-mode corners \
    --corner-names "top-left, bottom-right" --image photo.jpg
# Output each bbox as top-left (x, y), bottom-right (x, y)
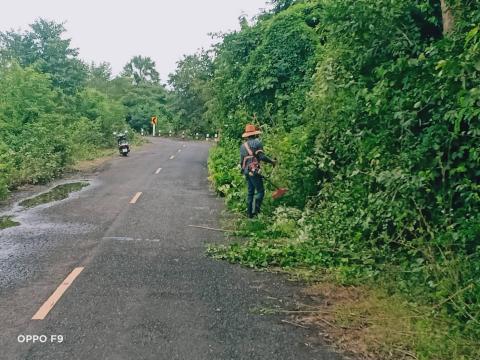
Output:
top-left (19, 182), bottom-right (89, 209)
top-left (0, 216), bottom-right (20, 230)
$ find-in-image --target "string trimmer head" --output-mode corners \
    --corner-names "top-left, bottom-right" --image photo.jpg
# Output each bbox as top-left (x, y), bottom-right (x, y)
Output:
top-left (272, 187), bottom-right (288, 200)
top-left (261, 175), bottom-right (288, 200)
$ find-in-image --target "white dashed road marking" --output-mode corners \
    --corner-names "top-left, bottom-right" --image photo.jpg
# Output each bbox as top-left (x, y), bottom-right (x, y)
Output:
top-left (155, 168), bottom-right (162, 174)
top-left (103, 237), bottom-right (161, 242)
top-left (169, 155), bottom-right (175, 160)
top-left (178, 149), bottom-right (182, 153)
top-left (129, 192), bottom-right (142, 204)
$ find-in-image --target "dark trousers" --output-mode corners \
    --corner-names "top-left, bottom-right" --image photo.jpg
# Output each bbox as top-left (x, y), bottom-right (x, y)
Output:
top-left (246, 174), bottom-right (264, 217)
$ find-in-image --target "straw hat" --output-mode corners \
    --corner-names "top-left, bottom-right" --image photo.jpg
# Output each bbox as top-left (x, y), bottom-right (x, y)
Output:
top-left (242, 124), bottom-right (262, 138)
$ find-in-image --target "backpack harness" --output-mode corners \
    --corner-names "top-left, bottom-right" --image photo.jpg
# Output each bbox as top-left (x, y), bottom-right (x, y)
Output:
top-left (242, 141), bottom-right (263, 176)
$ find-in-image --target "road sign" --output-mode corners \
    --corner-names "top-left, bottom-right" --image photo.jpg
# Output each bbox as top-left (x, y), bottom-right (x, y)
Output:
top-left (151, 116), bottom-right (157, 136)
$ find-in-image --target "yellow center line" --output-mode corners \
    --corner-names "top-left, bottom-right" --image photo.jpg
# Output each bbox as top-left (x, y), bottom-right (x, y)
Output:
top-left (32, 267), bottom-right (84, 320)
top-left (129, 192), bottom-right (142, 204)
top-left (155, 167), bottom-right (162, 174)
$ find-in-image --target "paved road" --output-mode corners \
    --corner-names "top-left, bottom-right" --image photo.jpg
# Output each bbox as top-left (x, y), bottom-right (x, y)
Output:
top-left (0, 138), bottom-right (341, 360)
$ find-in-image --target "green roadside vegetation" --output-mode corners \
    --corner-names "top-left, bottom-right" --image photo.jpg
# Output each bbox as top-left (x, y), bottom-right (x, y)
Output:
top-left (0, 20), bottom-right (176, 200)
top-left (0, 216), bottom-right (19, 230)
top-left (166, 1), bottom-right (480, 358)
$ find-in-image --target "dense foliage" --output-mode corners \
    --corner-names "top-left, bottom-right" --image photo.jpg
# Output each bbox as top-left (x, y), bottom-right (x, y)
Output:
top-left (0, 20), bottom-right (171, 198)
top-left (168, 51), bottom-right (214, 134)
top-left (172, 1), bottom-right (480, 358)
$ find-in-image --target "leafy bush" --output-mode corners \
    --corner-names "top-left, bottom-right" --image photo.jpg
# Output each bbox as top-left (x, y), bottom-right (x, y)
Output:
top-left (204, 0), bottom-right (480, 357)
top-left (208, 138), bottom-right (245, 211)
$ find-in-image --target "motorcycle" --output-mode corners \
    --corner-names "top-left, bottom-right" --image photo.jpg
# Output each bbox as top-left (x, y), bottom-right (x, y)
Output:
top-left (114, 131), bottom-right (130, 156)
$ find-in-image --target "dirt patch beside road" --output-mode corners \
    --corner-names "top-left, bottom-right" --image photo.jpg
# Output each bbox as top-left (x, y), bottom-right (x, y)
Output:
top-left (69, 149), bottom-right (117, 173)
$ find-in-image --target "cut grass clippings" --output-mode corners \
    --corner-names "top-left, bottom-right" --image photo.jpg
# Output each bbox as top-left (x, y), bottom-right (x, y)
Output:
top-left (207, 216), bottom-right (480, 360)
top-left (19, 182), bottom-right (89, 209)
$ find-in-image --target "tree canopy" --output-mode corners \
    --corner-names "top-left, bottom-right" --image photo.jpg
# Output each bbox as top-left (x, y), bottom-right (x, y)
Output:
top-left (0, 19), bottom-right (87, 94)
top-left (122, 55), bottom-right (160, 85)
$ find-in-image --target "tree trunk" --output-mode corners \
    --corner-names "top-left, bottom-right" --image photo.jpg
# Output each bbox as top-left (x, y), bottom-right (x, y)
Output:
top-left (440, 0), bottom-right (455, 34)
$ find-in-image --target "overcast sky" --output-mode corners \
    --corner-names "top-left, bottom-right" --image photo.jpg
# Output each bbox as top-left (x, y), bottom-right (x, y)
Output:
top-left (0, 0), bottom-right (270, 81)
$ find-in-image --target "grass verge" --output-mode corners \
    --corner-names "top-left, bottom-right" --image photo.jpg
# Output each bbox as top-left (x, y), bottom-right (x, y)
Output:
top-left (293, 283), bottom-right (478, 360)
top-left (19, 182), bottom-right (89, 209)
top-left (69, 148), bottom-right (117, 172)
top-left (0, 216), bottom-right (20, 230)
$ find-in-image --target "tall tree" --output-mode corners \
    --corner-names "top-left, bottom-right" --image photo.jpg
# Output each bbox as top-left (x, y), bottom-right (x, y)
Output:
top-left (0, 19), bottom-right (87, 94)
top-left (121, 83), bottom-right (170, 131)
top-left (440, 0), bottom-right (455, 34)
top-left (168, 51), bottom-right (213, 132)
top-left (86, 62), bottom-right (113, 94)
top-left (122, 55), bottom-right (160, 85)
top-left (88, 62), bottom-right (112, 82)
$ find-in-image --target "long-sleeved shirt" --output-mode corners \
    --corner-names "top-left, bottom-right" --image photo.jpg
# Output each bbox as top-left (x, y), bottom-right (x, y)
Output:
top-left (240, 138), bottom-right (274, 175)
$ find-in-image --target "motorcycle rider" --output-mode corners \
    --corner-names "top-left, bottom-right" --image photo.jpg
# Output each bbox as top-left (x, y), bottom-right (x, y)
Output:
top-left (115, 131), bottom-right (130, 156)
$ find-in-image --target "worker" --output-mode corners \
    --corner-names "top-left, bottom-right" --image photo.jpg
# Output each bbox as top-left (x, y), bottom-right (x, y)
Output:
top-left (240, 124), bottom-right (276, 218)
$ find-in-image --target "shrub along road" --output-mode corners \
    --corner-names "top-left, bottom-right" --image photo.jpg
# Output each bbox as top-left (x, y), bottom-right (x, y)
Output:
top-left (0, 138), bottom-right (341, 360)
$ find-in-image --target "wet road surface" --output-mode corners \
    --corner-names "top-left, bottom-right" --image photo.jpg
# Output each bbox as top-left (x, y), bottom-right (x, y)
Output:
top-left (0, 138), bottom-right (341, 360)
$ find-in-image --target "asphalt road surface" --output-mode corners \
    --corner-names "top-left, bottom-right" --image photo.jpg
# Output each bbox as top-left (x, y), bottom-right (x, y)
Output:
top-left (0, 138), bottom-right (341, 360)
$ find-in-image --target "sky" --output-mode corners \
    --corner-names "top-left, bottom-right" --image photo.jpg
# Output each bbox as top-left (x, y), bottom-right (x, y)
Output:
top-left (0, 0), bottom-right (271, 81)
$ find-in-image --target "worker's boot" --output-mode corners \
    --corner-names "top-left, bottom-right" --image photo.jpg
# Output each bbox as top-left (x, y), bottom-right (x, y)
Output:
top-left (253, 197), bottom-right (263, 217)
top-left (247, 199), bottom-right (254, 218)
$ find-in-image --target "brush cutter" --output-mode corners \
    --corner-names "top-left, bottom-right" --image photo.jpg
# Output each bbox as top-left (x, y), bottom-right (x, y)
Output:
top-left (261, 175), bottom-right (288, 200)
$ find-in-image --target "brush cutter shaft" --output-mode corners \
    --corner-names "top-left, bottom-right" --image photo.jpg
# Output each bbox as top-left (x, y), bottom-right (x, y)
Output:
top-left (261, 175), bottom-right (280, 188)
